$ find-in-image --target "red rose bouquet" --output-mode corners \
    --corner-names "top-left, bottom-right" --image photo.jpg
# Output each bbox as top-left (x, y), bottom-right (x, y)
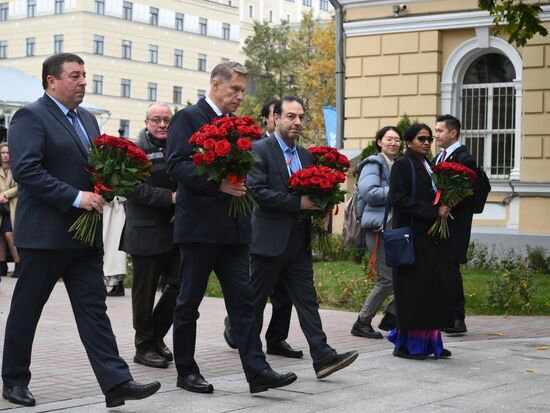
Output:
top-left (69, 134), bottom-right (151, 246)
top-left (429, 161), bottom-right (478, 239)
top-left (189, 115), bottom-right (263, 216)
top-left (308, 146), bottom-right (350, 173)
top-left (289, 165), bottom-right (347, 254)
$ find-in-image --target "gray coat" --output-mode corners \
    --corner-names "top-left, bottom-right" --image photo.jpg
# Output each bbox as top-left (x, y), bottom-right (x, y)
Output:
top-left (356, 154), bottom-right (390, 230)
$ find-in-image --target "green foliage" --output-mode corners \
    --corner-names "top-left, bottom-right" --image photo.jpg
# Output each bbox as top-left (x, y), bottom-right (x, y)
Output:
top-left (478, 0), bottom-right (548, 47)
top-left (487, 259), bottom-right (539, 313)
top-left (526, 246), bottom-right (550, 273)
top-left (312, 233), bottom-right (366, 263)
top-left (360, 113), bottom-right (415, 160)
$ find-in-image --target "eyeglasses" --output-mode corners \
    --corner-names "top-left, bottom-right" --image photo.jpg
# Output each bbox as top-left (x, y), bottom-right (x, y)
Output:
top-left (147, 117), bottom-right (172, 125)
top-left (416, 135), bottom-right (434, 143)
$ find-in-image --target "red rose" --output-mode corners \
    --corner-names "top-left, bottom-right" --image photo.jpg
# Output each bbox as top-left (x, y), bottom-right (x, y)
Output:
top-left (236, 138), bottom-right (252, 151)
top-left (202, 138), bottom-right (216, 150)
top-left (324, 152), bottom-right (337, 163)
top-left (338, 155), bottom-right (350, 168)
top-left (203, 150), bottom-right (217, 164)
top-left (192, 153), bottom-right (204, 166)
top-left (214, 140), bottom-right (232, 157)
top-left (227, 174), bottom-right (245, 185)
top-left (248, 125), bottom-right (263, 139)
top-left (236, 125), bottom-right (251, 136)
top-left (242, 116), bottom-right (256, 125)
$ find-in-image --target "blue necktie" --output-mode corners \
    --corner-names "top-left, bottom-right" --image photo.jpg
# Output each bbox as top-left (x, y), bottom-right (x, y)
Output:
top-left (67, 110), bottom-right (92, 154)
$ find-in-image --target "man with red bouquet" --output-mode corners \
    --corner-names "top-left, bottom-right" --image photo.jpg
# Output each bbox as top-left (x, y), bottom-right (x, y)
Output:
top-left (167, 62), bottom-right (296, 394)
top-left (434, 114), bottom-right (490, 335)
top-left (247, 96), bottom-right (358, 379)
top-left (3, 53), bottom-right (159, 408)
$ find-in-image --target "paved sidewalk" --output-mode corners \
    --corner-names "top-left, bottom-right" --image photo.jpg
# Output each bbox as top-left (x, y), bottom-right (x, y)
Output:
top-left (0, 276), bottom-right (549, 412)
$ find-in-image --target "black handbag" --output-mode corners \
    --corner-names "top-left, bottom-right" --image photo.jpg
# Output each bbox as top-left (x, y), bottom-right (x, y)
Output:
top-left (382, 157), bottom-right (415, 267)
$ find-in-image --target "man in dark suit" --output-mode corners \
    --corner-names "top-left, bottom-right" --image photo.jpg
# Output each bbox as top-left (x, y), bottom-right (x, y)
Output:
top-left (166, 61), bottom-right (296, 394)
top-left (434, 114), bottom-right (479, 335)
top-left (223, 98), bottom-right (303, 359)
top-left (248, 96), bottom-right (359, 379)
top-left (2, 53), bottom-right (160, 408)
top-left (120, 102), bottom-right (180, 369)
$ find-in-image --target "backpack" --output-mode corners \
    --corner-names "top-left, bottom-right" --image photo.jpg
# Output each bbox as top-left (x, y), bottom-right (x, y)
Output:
top-left (343, 190), bottom-right (363, 245)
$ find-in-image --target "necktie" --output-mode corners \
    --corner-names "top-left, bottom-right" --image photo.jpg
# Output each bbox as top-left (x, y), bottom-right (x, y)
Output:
top-left (439, 149), bottom-right (447, 164)
top-left (67, 110), bottom-right (92, 154)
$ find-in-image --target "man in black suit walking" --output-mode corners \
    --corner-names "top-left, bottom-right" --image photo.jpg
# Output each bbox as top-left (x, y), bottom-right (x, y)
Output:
top-left (120, 102), bottom-right (180, 369)
top-left (223, 98), bottom-right (303, 359)
top-left (2, 53), bottom-right (160, 408)
top-left (248, 96), bottom-right (359, 379)
top-left (167, 62), bottom-right (296, 394)
top-left (434, 114), bottom-right (481, 335)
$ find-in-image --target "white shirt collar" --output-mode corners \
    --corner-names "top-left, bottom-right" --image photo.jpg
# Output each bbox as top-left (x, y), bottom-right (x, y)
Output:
top-left (442, 140), bottom-right (462, 158)
top-left (46, 92), bottom-right (72, 116)
top-left (204, 96), bottom-right (224, 116)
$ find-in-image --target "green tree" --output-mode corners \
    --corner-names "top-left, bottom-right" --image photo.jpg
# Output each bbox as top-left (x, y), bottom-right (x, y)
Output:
top-left (478, 0), bottom-right (548, 47)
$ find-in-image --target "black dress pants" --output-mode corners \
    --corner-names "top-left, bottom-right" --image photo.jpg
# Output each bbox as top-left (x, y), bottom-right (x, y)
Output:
top-left (2, 248), bottom-right (132, 393)
top-left (451, 262), bottom-right (466, 321)
top-left (131, 247), bottom-right (181, 352)
top-left (173, 243), bottom-right (268, 381)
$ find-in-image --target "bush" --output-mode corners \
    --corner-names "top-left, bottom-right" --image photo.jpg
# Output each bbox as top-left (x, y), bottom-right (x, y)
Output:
top-left (526, 246), bottom-right (550, 273)
top-left (313, 233), bottom-right (366, 263)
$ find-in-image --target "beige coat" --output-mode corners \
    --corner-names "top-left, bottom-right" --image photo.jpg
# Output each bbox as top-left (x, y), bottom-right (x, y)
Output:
top-left (0, 166), bottom-right (17, 230)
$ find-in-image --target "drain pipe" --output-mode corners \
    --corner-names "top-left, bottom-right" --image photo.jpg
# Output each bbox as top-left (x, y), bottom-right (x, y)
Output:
top-left (329, 0), bottom-right (344, 149)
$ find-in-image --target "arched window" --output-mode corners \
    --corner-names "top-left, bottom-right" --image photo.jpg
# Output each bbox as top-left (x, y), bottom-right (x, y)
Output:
top-left (461, 53), bottom-right (516, 177)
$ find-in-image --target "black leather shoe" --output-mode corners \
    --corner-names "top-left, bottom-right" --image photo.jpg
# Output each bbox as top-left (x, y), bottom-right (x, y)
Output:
top-left (249, 368), bottom-right (297, 393)
top-left (107, 282), bottom-right (125, 297)
top-left (314, 350), bottom-right (359, 379)
top-left (439, 348), bottom-right (452, 359)
top-left (156, 339), bottom-right (173, 362)
top-left (267, 340), bottom-right (304, 358)
top-left (392, 348), bottom-right (426, 360)
top-left (444, 319), bottom-right (467, 334)
top-left (378, 312), bottom-right (397, 332)
top-left (177, 373), bottom-right (214, 393)
top-left (2, 385), bottom-right (36, 406)
top-left (0, 261), bottom-right (7, 276)
top-left (134, 350), bottom-right (168, 368)
top-left (351, 318), bottom-right (383, 339)
top-left (223, 316), bottom-right (237, 349)
top-left (105, 380), bottom-right (160, 408)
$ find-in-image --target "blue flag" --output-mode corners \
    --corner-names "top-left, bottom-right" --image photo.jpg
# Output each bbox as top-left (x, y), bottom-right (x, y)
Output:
top-left (322, 106), bottom-right (337, 148)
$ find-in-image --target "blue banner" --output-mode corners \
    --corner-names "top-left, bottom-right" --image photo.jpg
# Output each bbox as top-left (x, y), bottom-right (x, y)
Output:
top-left (322, 106), bottom-right (337, 148)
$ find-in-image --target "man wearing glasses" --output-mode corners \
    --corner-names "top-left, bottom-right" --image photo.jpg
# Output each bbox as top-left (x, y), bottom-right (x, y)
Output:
top-left (120, 102), bottom-right (181, 369)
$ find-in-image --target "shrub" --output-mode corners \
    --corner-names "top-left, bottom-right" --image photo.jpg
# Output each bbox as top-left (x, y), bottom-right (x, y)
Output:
top-left (526, 246), bottom-right (550, 273)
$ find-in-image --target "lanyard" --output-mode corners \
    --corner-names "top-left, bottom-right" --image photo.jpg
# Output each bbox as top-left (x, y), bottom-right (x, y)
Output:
top-left (421, 159), bottom-right (438, 192)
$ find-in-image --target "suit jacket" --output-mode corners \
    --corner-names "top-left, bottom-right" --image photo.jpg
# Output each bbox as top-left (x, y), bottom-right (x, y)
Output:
top-left (436, 145), bottom-right (478, 263)
top-left (9, 93), bottom-right (101, 249)
top-left (247, 136), bottom-right (313, 257)
top-left (166, 98), bottom-right (250, 244)
top-left (120, 129), bottom-right (175, 255)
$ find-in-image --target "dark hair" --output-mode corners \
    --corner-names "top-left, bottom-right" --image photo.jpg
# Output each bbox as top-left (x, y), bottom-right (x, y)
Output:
top-left (273, 96), bottom-right (304, 116)
top-left (42, 53), bottom-right (85, 90)
top-left (375, 126), bottom-right (402, 151)
top-left (261, 99), bottom-right (278, 119)
top-left (436, 114), bottom-right (461, 138)
top-left (404, 123), bottom-right (432, 142)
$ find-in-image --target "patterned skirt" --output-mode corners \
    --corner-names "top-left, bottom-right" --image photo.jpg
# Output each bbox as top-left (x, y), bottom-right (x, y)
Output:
top-left (388, 328), bottom-right (445, 359)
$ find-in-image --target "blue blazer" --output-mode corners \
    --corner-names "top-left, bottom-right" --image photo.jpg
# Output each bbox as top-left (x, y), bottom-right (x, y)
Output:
top-left (9, 93), bottom-right (101, 249)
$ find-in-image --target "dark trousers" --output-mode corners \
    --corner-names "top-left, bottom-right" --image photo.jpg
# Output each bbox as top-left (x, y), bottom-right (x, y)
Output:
top-left (451, 262), bottom-right (465, 321)
top-left (2, 248), bottom-right (132, 393)
top-left (251, 221), bottom-right (334, 363)
top-left (173, 243), bottom-right (268, 381)
top-left (264, 281), bottom-right (293, 345)
top-left (131, 247), bottom-right (181, 352)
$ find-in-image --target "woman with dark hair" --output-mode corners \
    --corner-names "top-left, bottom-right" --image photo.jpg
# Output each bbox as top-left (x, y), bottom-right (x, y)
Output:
top-left (0, 142), bottom-right (20, 278)
top-left (387, 123), bottom-right (454, 359)
top-left (351, 126), bottom-right (401, 339)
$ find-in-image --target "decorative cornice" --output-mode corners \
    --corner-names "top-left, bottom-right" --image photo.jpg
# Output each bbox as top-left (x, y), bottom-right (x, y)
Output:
top-left (340, 0), bottom-right (428, 7)
top-left (344, 6), bottom-right (550, 37)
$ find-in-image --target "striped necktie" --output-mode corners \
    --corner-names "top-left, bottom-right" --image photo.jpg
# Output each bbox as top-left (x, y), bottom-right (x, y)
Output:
top-left (67, 110), bottom-right (92, 154)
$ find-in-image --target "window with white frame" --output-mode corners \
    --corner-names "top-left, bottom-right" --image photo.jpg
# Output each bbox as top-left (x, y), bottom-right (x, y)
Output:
top-left (0, 41), bottom-right (7, 59)
top-left (92, 75), bottom-right (103, 94)
top-left (248, 5), bottom-right (253, 17)
top-left (26, 37), bottom-right (35, 56)
top-left (119, 119), bottom-right (130, 138)
top-left (53, 34), bottom-right (63, 53)
top-left (150, 7), bottom-right (158, 26)
top-left (173, 86), bottom-right (182, 104)
top-left (198, 53), bottom-right (207, 72)
top-left (95, 0), bottom-right (104, 15)
top-left (27, 0), bottom-right (36, 17)
top-left (0, 3), bottom-right (8, 21)
top-left (197, 89), bottom-right (206, 100)
top-left (175, 13), bottom-right (184, 31)
top-left (55, 0), bottom-right (64, 15)
top-left (460, 53), bottom-right (516, 178)
top-left (122, 40), bottom-right (132, 59)
top-left (222, 23), bottom-right (230, 40)
top-left (174, 49), bottom-right (183, 67)
top-left (199, 18), bottom-right (207, 36)
top-left (123, 1), bottom-right (132, 20)
top-left (121, 78), bottom-right (131, 97)
top-left (93, 35), bottom-right (104, 55)
top-left (319, 0), bottom-right (328, 10)
top-left (302, 0), bottom-right (312, 7)
top-left (147, 82), bottom-right (157, 101)
top-left (148, 44), bottom-right (158, 64)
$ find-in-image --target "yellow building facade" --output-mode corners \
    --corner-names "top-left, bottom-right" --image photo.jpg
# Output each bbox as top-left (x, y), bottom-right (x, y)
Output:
top-left (0, 0), bottom-right (332, 137)
top-left (341, 0), bottom-right (550, 236)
